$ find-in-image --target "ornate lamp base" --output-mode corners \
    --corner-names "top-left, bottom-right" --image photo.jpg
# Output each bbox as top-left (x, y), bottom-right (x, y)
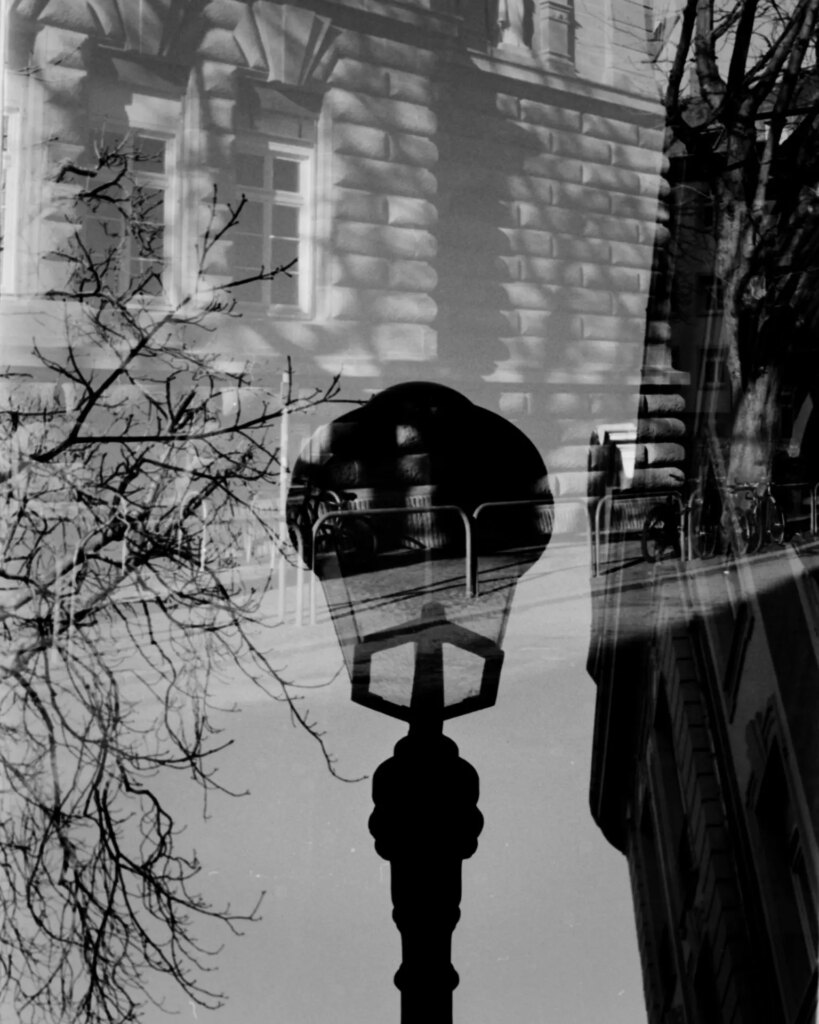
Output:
top-left (369, 732), bottom-right (483, 1024)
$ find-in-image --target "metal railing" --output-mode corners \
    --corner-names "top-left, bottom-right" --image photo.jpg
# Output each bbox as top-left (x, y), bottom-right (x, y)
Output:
top-left (306, 497), bottom-right (590, 619)
top-left (592, 490), bottom-right (685, 577)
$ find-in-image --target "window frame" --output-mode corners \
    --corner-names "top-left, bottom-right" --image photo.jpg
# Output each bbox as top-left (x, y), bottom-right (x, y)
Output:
top-left (1, 106), bottom-right (21, 295)
top-left (231, 137), bottom-right (315, 318)
top-left (80, 126), bottom-right (177, 305)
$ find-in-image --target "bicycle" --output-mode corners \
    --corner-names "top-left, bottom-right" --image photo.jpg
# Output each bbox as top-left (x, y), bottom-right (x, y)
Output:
top-left (688, 492), bottom-right (719, 559)
top-left (289, 485), bottom-right (377, 570)
top-left (743, 480), bottom-right (786, 553)
top-left (719, 483), bottom-right (756, 557)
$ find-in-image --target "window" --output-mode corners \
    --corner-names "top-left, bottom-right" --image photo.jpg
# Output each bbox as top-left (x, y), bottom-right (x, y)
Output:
top-left (80, 130), bottom-right (170, 299)
top-left (232, 143), bottom-right (312, 313)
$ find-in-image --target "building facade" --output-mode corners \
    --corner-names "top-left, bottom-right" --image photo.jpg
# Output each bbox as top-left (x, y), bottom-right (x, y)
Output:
top-left (1, 0), bottom-right (685, 492)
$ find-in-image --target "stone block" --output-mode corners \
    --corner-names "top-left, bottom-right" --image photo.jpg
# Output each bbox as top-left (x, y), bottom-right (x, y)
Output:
top-left (389, 134), bottom-right (438, 167)
top-left (517, 257), bottom-right (583, 286)
top-left (334, 188), bottom-right (389, 224)
top-left (641, 393), bottom-right (685, 416)
top-left (581, 163), bottom-right (642, 194)
top-left (580, 264), bottom-right (642, 291)
top-left (331, 58), bottom-right (390, 95)
top-left (329, 254), bottom-right (390, 288)
top-left (550, 182), bottom-right (611, 214)
top-left (551, 130), bottom-right (611, 164)
top-left (499, 282), bottom-right (554, 311)
top-left (551, 235), bottom-right (611, 263)
top-left (519, 99), bottom-right (582, 132)
top-left (630, 466), bottom-right (686, 490)
top-left (580, 314), bottom-right (647, 341)
top-left (336, 34), bottom-right (437, 74)
top-left (610, 142), bottom-right (665, 176)
top-left (331, 288), bottom-right (436, 323)
top-left (504, 283), bottom-right (612, 315)
top-left (506, 176), bottom-right (553, 205)
top-left (641, 221), bottom-right (669, 246)
top-left (333, 222), bottom-right (437, 259)
top-left (388, 260), bottom-right (437, 291)
top-left (612, 291), bottom-right (650, 317)
top-left (549, 471), bottom-right (589, 497)
top-left (386, 68), bottom-right (435, 105)
top-left (642, 443), bottom-right (686, 466)
top-left (521, 153), bottom-right (584, 182)
top-left (571, 337), bottom-right (641, 367)
top-left (387, 196), bottom-right (438, 227)
top-left (327, 90), bottom-right (436, 136)
top-left (333, 155), bottom-right (437, 197)
top-left (518, 205), bottom-right (584, 235)
top-left (609, 240), bottom-right (655, 269)
top-left (581, 113), bottom-right (640, 146)
top-left (638, 125), bottom-right (666, 151)
top-left (518, 309), bottom-right (583, 338)
top-left (373, 324), bottom-right (437, 361)
top-left (610, 193), bottom-right (661, 221)
top-left (501, 227), bottom-right (553, 257)
top-left (583, 213), bottom-right (641, 243)
top-left (333, 123), bottom-right (390, 160)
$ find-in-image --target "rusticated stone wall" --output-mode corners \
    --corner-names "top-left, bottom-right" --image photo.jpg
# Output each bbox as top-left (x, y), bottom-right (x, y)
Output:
top-left (1, 0), bottom-right (687, 494)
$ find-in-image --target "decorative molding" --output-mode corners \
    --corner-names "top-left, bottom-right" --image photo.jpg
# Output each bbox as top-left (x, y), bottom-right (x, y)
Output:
top-left (12, 0), bottom-right (338, 82)
top-left (233, 3), bottom-right (337, 87)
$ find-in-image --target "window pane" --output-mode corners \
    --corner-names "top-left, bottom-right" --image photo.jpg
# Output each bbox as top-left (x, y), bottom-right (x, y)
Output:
top-left (273, 158), bottom-right (300, 193)
top-left (273, 204), bottom-right (299, 238)
top-left (236, 152), bottom-right (265, 188)
top-left (133, 187), bottom-right (164, 225)
top-left (232, 234), bottom-right (264, 267)
top-left (81, 214), bottom-right (122, 290)
top-left (272, 272), bottom-right (298, 305)
top-left (237, 200), bottom-right (265, 232)
top-left (233, 278), bottom-right (263, 303)
top-left (270, 237), bottom-right (298, 269)
top-left (84, 213), bottom-right (121, 252)
top-left (133, 135), bottom-right (166, 172)
top-left (131, 256), bottom-right (164, 295)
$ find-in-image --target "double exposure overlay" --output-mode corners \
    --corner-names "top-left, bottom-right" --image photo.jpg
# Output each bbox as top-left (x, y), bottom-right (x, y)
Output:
top-left (1, 2), bottom-right (818, 1023)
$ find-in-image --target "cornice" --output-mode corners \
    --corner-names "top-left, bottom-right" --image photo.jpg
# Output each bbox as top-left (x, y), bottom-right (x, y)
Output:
top-left (10, 0), bottom-right (342, 88)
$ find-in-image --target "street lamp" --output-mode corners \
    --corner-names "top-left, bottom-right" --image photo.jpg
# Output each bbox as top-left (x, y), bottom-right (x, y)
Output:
top-left (289, 381), bottom-right (551, 1023)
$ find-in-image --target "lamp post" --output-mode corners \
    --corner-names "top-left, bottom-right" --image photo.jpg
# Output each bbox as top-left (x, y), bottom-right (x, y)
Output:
top-left (289, 382), bottom-right (551, 1023)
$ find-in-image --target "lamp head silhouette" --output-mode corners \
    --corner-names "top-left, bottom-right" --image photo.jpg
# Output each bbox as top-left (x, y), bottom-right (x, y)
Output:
top-left (289, 381), bottom-right (552, 727)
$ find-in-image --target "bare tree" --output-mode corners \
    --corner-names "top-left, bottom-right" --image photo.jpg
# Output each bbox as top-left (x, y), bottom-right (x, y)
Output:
top-left (0, 133), bottom-right (342, 1023)
top-left (654, 0), bottom-right (819, 482)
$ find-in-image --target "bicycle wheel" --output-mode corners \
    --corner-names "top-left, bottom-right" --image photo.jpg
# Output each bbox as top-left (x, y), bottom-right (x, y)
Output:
top-left (745, 507), bottom-right (762, 554)
top-left (690, 500), bottom-right (717, 559)
top-left (721, 508), bottom-right (752, 557)
top-left (642, 507), bottom-right (678, 563)
top-left (769, 499), bottom-right (786, 545)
